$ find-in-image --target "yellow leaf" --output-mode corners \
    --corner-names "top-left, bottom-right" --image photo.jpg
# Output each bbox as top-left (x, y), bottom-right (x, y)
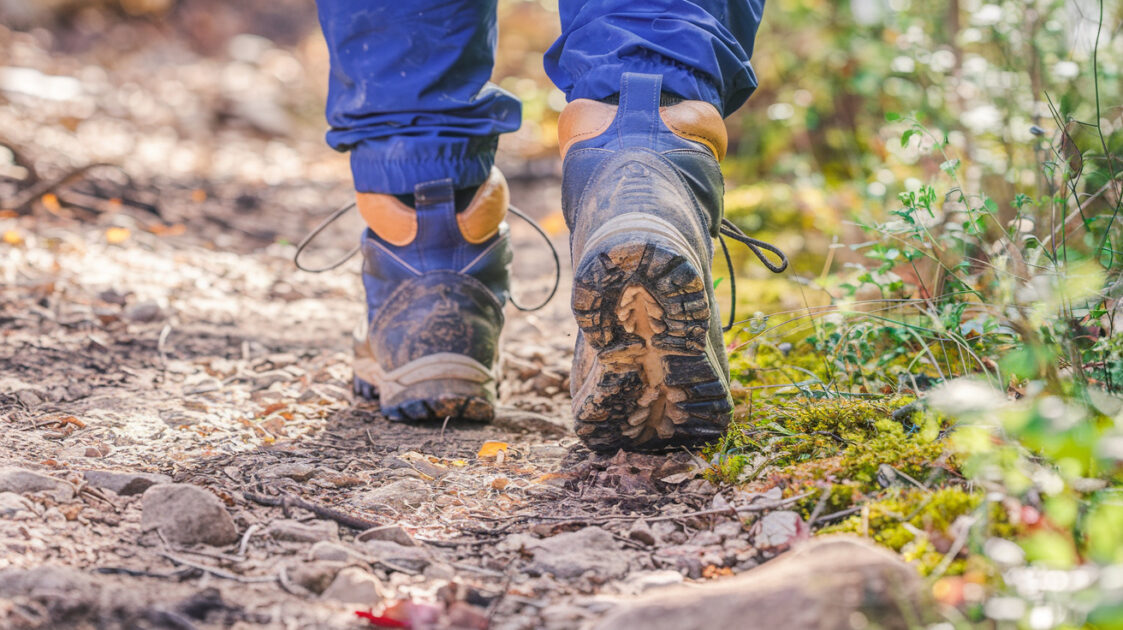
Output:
top-left (539, 210), bottom-right (567, 237)
top-left (477, 441), bottom-right (508, 459)
top-left (105, 227), bottom-right (130, 244)
top-left (2, 229), bottom-right (23, 246)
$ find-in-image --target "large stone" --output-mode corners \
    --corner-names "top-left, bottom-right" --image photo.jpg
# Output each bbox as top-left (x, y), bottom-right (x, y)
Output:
top-left (321, 567), bottom-right (383, 605)
top-left (141, 484), bottom-right (238, 546)
top-left (0, 467), bottom-right (75, 500)
top-left (590, 536), bottom-right (931, 630)
top-left (83, 470), bottom-right (171, 496)
top-left (520, 527), bottom-right (631, 580)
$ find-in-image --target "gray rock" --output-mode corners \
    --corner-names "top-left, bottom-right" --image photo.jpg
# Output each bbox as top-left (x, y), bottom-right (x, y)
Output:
top-left (0, 491), bottom-right (34, 518)
top-left (288, 560), bottom-right (345, 595)
top-left (321, 567), bottom-right (383, 605)
top-left (591, 536), bottom-right (932, 630)
top-left (713, 520), bottom-right (746, 541)
top-left (621, 570), bottom-right (684, 594)
top-left (0, 566), bottom-right (101, 615)
top-left (653, 544), bottom-right (708, 578)
top-left (308, 541), bottom-right (359, 563)
top-left (261, 462), bottom-right (317, 482)
top-left (125, 301), bottom-right (164, 323)
top-left (141, 484), bottom-right (238, 546)
top-left (358, 478), bottom-right (429, 509)
top-left (628, 519), bottom-right (657, 546)
top-left (0, 467), bottom-right (74, 500)
top-left (360, 540), bottom-right (432, 572)
top-left (651, 521), bottom-right (686, 545)
top-left (749, 510), bottom-right (809, 553)
top-left (523, 527), bottom-right (630, 580)
top-left (357, 524), bottom-right (416, 546)
top-left (83, 470), bottom-right (171, 496)
top-left (266, 519), bottom-right (339, 543)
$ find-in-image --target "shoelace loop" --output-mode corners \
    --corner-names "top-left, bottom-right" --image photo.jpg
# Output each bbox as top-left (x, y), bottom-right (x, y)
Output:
top-left (718, 217), bottom-right (789, 332)
top-left (292, 201), bottom-right (560, 313)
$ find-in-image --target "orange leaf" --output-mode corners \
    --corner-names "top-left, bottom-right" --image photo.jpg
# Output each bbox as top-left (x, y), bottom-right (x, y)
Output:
top-left (41, 193), bottom-right (61, 213)
top-left (477, 441), bottom-right (508, 459)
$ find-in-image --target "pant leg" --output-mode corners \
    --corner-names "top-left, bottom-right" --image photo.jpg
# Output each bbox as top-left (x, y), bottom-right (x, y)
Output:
top-left (545, 0), bottom-right (764, 117)
top-left (315, 0), bottom-right (522, 194)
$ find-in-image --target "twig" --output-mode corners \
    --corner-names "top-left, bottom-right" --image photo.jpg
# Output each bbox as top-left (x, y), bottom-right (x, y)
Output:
top-left (811, 506), bottom-right (862, 525)
top-left (243, 488), bottom-right (380, 531)
top-left (157, 552), bottom-right (275, 583)
top-left (807, 485), bottom-right (833, 526)
top-left (237, 523), bottom-right (260, 558)
top-left (930, 516), bottom-right (976, 579)
top-left (94, 566), bottom-right (193, 579)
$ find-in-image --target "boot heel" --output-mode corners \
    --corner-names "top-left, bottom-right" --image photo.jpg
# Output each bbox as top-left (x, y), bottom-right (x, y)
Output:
top-left (355, 351), bottom-right (496, 422)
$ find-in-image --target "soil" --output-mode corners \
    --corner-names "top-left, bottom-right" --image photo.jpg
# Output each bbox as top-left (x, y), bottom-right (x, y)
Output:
top-left (0, 7), bottom-right (802, 629)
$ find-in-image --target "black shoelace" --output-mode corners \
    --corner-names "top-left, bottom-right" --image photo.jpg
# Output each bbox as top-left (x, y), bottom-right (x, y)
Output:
top-left (717, 218), bottom-right (789, 332)
top-left (292, 201), bottom-right (560, 312)
top-left (293, 201), bottom-right (786, 327)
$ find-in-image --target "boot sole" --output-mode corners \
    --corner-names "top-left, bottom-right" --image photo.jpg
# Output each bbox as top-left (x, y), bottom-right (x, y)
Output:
top-left (571, 213), bottom-right (732, 451)
top-left (354, 352), bottom-right (495, 423)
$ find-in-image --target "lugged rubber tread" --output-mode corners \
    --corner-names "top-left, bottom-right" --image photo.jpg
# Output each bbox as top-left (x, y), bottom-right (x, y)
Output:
top-left (571, 232), bottom-right (733, 451)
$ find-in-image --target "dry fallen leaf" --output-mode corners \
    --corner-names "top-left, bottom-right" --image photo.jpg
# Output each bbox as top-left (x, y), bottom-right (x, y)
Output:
top-left (490, 476), bottom-right (509, 491)
top-left (105, 226), bottom-right (131, 244)
top-left (41, 193), bottom-right (61, 213)
top-left (477, 441), bottom-right (508, 459)
top-left (2, 229), bottom-right (23, 245)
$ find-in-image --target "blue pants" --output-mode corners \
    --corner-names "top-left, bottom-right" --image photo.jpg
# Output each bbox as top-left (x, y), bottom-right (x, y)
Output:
top-left (315, 0), bottom-right (764, 195)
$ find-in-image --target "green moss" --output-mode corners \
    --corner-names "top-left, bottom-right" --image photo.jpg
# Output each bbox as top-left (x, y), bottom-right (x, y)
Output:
top-left (821, 487), bottom-right (982, 575)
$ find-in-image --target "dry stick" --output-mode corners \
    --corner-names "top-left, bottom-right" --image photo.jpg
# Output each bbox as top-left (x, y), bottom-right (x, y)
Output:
top-left (236, 523), bottom-right (261, 558)
top-left (157, 552), bottom-right (276, 584)
top-left (811, 506), bottom-right (862, 526)
top-left (243, 489), bottom-right (380, 531)
top-left (807, 484), bottom-right (833, 526)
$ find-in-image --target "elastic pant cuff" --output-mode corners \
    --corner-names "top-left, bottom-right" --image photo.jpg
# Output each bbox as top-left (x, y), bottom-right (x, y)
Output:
top-left (348, 136), bottom-right (498, 195)
top-left (567, 55), bottom-right (725, 116)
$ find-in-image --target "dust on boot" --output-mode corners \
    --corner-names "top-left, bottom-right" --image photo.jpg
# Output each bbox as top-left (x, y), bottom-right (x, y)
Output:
top-left (559, 72), bottom-right (786, 452)
top-left (352, 168), bottom-right (512, 423)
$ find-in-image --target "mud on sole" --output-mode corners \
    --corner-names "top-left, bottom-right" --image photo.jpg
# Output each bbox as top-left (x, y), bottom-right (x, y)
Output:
top-left (571, 213), bottom-right (733, 451)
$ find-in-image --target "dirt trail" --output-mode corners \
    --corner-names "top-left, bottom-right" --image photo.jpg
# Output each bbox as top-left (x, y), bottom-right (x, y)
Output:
top-left (0, 13), bottom-right (810, 629)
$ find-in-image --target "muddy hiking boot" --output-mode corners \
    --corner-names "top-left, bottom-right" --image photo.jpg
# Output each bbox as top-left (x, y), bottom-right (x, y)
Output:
top-left (351, 168), bottom-right (513, 422)
top-left (559, 72), bottom-right (788, 452)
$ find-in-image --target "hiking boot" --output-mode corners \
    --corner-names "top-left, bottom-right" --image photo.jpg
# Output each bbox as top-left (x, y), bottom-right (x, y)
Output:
top-left (558, 72), bottom-right (741, 452)
top-left (352, 168), bottom-right (511, 422)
